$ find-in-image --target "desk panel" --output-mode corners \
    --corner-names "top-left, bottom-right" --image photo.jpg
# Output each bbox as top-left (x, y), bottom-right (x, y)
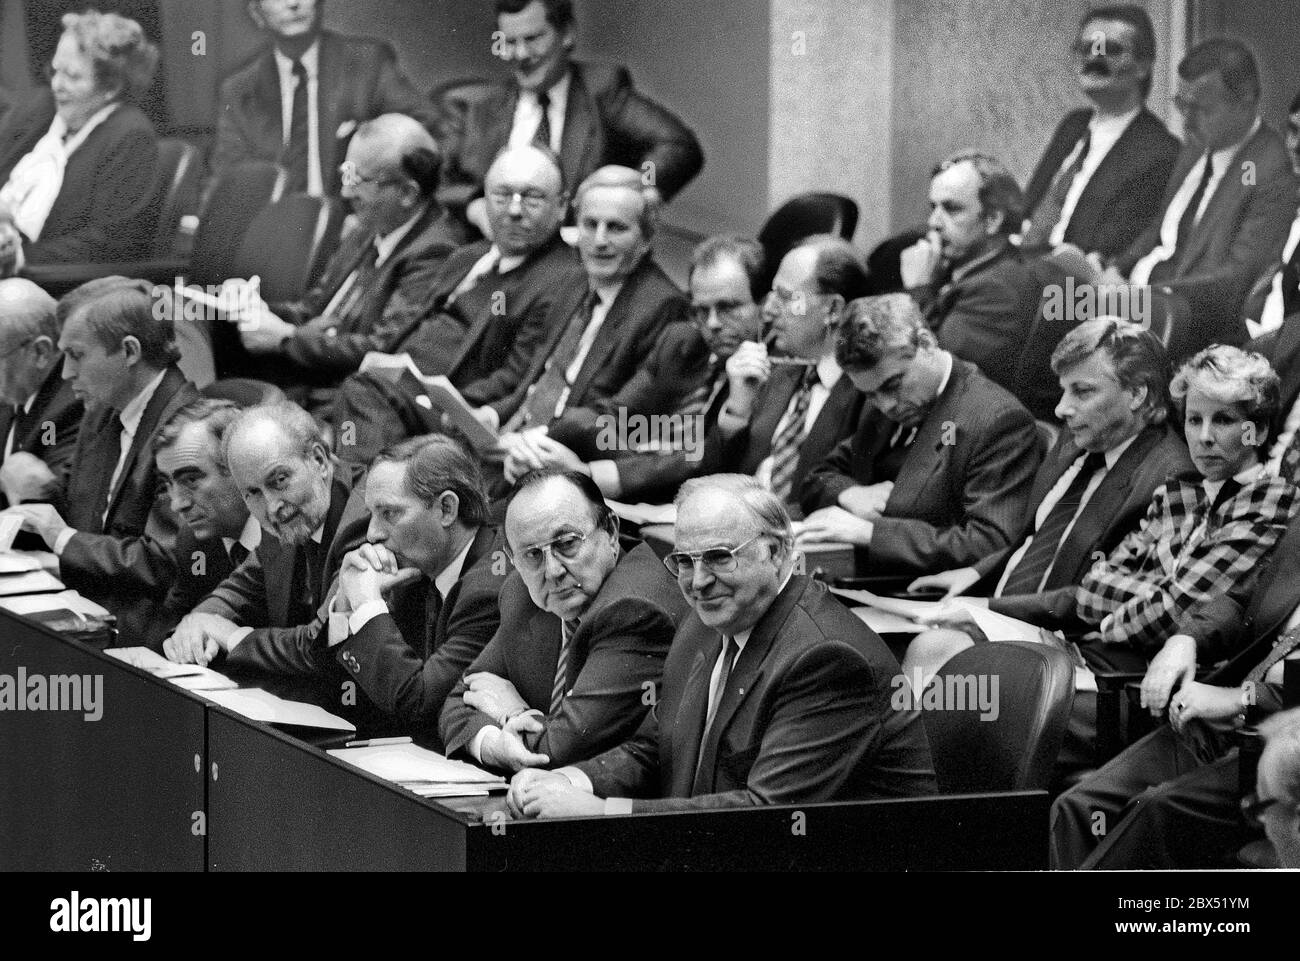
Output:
top-left (0, 612), bottom-right (207, 871)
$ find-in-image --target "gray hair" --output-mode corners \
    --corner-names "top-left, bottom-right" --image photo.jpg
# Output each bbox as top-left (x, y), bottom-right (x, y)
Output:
top-left (675, 474), bottom-right (794, 553)
top-left (0, 278), bottom-right (59, 344)
top-left (60, 10), bottom-right (159, 102)
top-left (220, 401), bottom-right (330, 469)
top-left (1170, 344), bottom-right (1280, 437)
top-left (573, 165), bottom-right (660, 238)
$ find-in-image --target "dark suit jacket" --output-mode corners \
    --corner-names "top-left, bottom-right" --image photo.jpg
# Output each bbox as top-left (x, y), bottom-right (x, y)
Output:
top-left (439, 542), bottom-right (689, 769)
top-left (984, 424), bottom-right (1193, 628)
top-left (0, 90), bottom-right (159, 263)
top-left (275, 201), bottom-right (467, 379)
top-left (212, 31), bottom-right (437, 195)
top-left (1179, 513), bottom-right (1300, 716)
top-left (1117, 122), bottom-right (1298, 357)
top-left (545, 318), bottom-right (713, 460)
top-left (335, 525), bottom-right (508, 731)
top-left (57, 366), bottom-right (199, 643)
top-left (193, 465), bottom-right (368, 675)
top-left (802, 360), bottom-right (1043, 575)
top-left (491, 253), bottom-right (688, 426)
top-left (0, 359), bottom-right (83, 508)
top-left (704, 363), bottom-right (866, 497)
top-left (154, 528), bottom-right (250, 650)
top-left (1024, 108), bottom-right (1179, 260)
top-left (576, 576), bottom-right (937, 811)
top-left (1250, 319), bottom-right (1300, 423)
top-left (912, 242), bottom-right (1047, 401)
top-left (438, 61), bottom-right (704, 207)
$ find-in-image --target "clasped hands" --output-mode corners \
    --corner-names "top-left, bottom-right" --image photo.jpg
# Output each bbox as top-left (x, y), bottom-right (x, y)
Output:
top-left (793, 481), bottom-right (892, 548)
top-left (499, 427), bottom-right (587, 483)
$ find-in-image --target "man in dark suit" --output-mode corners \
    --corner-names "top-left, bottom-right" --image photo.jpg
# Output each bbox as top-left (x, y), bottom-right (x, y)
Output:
top-left (1252, 307), bottom-right (1300, 487)
top-left (438, 0), bottom-right (703, 233)
top-left (439, 469), bottom-right (688, 772)
top-left (212, 0), bottom-right (436, 197)
top-left (0, 279), bottom-right (81, 507)
top-left (1105, 38), bottom-right (1298, 358)
top-left (1021, 5), bottom-right (1179, 260)
top-left (227, 114), bottom-right (466, 414)
top-left (506, 474), bottom-right (936, 816)
top-left (152, 398), bottom-right (260, 650)
top-left (1051, 512), bottom-right (1300, 869)
top-left (701, 237), bottom-right (868, 514)
top-left (329, 142), bottom-right (585, 465)
top-left (4, 278), bottom-right (198, 642)
top-left (511, 235), bottom-right (765, 504)
top-left (1240, 89), bottom-right (1300, 340)
top-left (900, 151), bottom-right (1048, 402)
top-left (910, 319), bottom-right (1192, 630)
top-left (798, 294), bottom-right (1042, 577)
top-left (329, 435), bottom-right (509, 734)
top-left (162, 401), bottom-right (364, 675)
top-left (490, 166), bottom-right (691, 472)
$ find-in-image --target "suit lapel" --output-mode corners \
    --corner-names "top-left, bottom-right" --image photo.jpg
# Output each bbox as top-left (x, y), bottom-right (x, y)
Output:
top-left (1180, 129), bottom-right (1263, 273)
top-left (671, 628), bottom-right (720, 796)
top-left (250, 50), bottom-right (286, 158)
top-left (566, 261), bottom-right (644, 402)
top-left (748, 366), bottom-right (801, 465)
top-left (796, 374), bottom-right (859, 480)
top-left (558, 65), bottom-right (599, 183)
top-left (103, 369), bottom-right (187, 526)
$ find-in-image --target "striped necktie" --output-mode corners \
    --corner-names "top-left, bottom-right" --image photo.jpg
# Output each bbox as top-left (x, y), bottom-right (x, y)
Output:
top-left (549, 618), bottom-right (580, 716)
top-left (768, 368), bottom-right (817, 504)
top-left (1001, 452), bottom-right (1106, 596)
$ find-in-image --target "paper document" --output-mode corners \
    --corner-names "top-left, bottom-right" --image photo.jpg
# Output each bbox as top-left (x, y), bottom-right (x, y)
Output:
top-left (606, 500), bottom-right (677, 526)
top-left (360, 352), bottom-right (499, 452)
top-left (104, 647), bottom-right (239, 690)
top-left (0, 551), bottom-right (43, 574)
top-left (0, 570), bottom-right (65, 596)
top-left (0, 589), bottom-right (109, 618)
top-left (196, 688), bottom-right (356, 731)
top-left (328, 742), bottom-right (505, 796)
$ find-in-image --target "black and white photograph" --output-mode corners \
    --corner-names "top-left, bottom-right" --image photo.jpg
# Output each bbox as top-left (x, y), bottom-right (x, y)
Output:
top-left (0, 0), bottom-right (1297, 920)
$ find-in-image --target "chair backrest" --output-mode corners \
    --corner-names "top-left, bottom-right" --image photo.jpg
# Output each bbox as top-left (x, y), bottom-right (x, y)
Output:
top-left (151, 138), bottom-right (205, 258)
top-left (923, 641), bottom-right (1075, 792)
top-left (188, 161), bottom-right (284, 288)
top-left (199, 378), bottom-right (286, 407)
top-left (230, 194), bottom-right (346, 303)
top-left (756, 192), bottom-right (860, 292)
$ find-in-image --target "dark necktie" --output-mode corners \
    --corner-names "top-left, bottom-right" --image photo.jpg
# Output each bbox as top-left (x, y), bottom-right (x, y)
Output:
top-left (507, 291), bottom-right (597, 431)
top-left (86, 415), bottom-right (124, 531)
top-left (1000, 451), bottom-right (1107, 596)
top-left (533, 90), bottom-right (552, 149)
top-left (768, 368), bottom-right (817, 504)
top-left (1246, 625), bottom-right (1300, 685)
top-left (228, 542), bottom-right (250, 569)
top-left (282, 58), bottom-right (310, 194)
top-left (0, 404), bottom-right (20, 459)
top-left (549, 618), bottom-right (579, 716)
top-left (424, 582), bottom-right (444, 657)
top-left (331, 243), bottom-right (383, 329)
top-left (1022, 128), bottom-right (1092, 249)
top-left (694, 636), bottom-right (739, 789)
top-left (1280, 238), bottom-right (1300, 318)
top-left (1173, 153), bottom-right (1214, 266)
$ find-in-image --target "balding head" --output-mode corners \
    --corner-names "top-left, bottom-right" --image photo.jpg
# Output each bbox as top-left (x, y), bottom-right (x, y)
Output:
top-left (341, 113), bottom-right (441, 233)
top-left (484, 144), bottom-right (567, 255)
top-left (0, 279), bottom-right (60, 404)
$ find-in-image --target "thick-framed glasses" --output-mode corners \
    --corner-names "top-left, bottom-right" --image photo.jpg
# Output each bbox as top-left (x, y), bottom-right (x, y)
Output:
top-left (688, 301), bottom-right (754, 327)
top-left (663, 533), bottom-right (763, 578)
top-left (508, 528), bottom-right (594, 572)
top-left (487, 189), bottom-right (554, 213)
top-left (338, 161), bottom-right (400, 191)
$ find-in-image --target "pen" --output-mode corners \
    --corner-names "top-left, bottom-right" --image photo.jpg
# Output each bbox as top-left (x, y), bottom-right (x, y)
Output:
top-left (344, 736), bottom-right (412, 748)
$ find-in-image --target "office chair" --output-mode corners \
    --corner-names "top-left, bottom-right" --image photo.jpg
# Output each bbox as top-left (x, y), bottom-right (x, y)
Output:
top-left (757, 193), bottom-right (859, 293)
top-left (199, 378), bottom-right (285, 408)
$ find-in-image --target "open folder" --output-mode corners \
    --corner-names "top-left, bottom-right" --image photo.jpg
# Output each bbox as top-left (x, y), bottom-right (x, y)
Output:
top-left (359, 352), bottom-right (499, 454)
top-left (327, 743), bottom-right (506, 797)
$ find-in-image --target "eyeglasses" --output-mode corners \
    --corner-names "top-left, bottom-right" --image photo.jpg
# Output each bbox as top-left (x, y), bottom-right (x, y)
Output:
top-left (487, 189), bottom-right (555, 213)
top-left (663, 533), bottom-right (764, 578)
top-left (1240, 791), bottom-right (1282, 827)
top-left (688, 301), bottom-right (754, 326)
top-left (338, 161), bottom-right (401, 191)
top-left (508, 529), bottom-right (593, 572)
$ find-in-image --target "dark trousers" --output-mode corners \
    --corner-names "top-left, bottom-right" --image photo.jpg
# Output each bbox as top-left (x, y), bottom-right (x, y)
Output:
top-left (1050, 722), bottom-right (1251, 869)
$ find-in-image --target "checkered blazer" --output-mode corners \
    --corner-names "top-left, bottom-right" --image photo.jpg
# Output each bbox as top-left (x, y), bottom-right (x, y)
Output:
top-left (1075, 470), bottom-right (1299, 654)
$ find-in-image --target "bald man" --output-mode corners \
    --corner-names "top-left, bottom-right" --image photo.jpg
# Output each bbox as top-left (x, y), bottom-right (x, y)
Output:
top-left (0, 278), bottom-right (82, 508)
top-left (221, 112), bottom-right (467, 413)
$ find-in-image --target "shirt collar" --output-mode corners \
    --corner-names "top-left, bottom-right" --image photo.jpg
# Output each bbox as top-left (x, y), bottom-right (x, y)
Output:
top-left (1089, 104), bottom-right (1141, 132)
top-left (434, 529), bottom-right (477, 600)
top-left (273, 40), bottom-right (319, 78)
top-left (117, 368), bottom-right (168, 436)
top-left (494, 244), bottom-right (528, 274)
top-left (53, 102), bottom-right (119, 152)
top-left (1210, 116), bottom-right (1262, 171)
top-left (814, 353), bottom-right (842, 390)
top-left (729, 568), bottom-right (796, 653)
top-left (591, 280), bottom-right (625, 305)
top-left (934, 350), bottom-right (955, 397)
top-left (373, 205), bottom-right (426, 266)
top-left (222, 513), bottom-right (263, 555)
top-left (1201, 461), bottom-right (1266, 501)
top-left (1102, 431), bottom-right (1139, 471)
top-left (530, 70), bottom-right (570, 109)
top-left (950, 238), bottom-right (1007, 283)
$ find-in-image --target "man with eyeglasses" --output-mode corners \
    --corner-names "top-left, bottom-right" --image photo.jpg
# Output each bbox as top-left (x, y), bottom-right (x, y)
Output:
top-left (705, 236), bottom-right (869, 512)
top-left (212, 0), bottom-right (437, 197)
top-left (439, 469), bottom-right (686, 772)
top-left (1020, 5), bottom-right (1178, 261)
top-left (797, 294), bottom-right (1041, 578)
top-left (505, 474), bottom-right (935, 817)
top-left (1098, 38), bottom-right (1297, 359)
top-left (438, 0), bottom-right (703, 235)
top-left (1051, 511), bottom-right (1300, 869)
top-left (221, 113), bottom-right (466, 416)
top-left (329, 143), bottom-right (585, 465)
top-left (502, 235), bottom-right (762, 503)
top-left (0, 278), bottom-right (81, 509)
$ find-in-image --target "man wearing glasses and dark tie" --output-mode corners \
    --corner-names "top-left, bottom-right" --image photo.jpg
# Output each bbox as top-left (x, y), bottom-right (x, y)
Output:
top-left (439, 468), bottom-right (687, 773)
top-left (505, 474), bottom-right (935, 817)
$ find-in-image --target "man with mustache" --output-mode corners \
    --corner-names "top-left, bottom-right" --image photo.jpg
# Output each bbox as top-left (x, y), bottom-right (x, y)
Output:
top-left (1021, 5), bottom-right (1179, 261)
top-left (163, 401), bottom-right (365, 674)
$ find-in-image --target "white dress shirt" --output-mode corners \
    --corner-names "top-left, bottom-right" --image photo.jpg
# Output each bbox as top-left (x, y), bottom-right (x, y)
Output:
top-left (508, 71), bottom-right (570, 154)
top-left (1251, 206), bottom-right (1300, 339)
top-left (994, 433), bottom-right (1137, 597)
top-left (1131, 118), bottom-right (1262, 286)
top-left (273, 41), bottom-right (323, 197)
top-left (1051, 107), bottom-right (1141, 246)
top-left (221, 514), bottom-right (263, 562)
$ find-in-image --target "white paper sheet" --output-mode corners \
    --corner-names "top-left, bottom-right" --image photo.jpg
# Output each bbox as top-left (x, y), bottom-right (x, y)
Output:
top-left (196, 688), bottom-right (356, 731)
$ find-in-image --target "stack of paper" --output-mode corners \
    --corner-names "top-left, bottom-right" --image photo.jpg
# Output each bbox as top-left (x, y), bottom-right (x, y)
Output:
top-left (0, 587), bottom-right (102, 616)
top-left (104, 647), bottom-right (239, 690)
top-left (360, 352), bottom-right (498, 453)
top-left (327, 743), bottom-right (506, 797)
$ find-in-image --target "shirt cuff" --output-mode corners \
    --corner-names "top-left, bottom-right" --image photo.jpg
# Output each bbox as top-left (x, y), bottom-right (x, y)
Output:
top-left (603, 797), bottom-right (634, 816)
top-left (554, 766), bottom-right (594, 794)
top-left (587, 460), bottom-right (621, 498)
top-left (348, 599), bottom-right (389, 636)
top-left (481, 406), bottom-right (500, 432)
top-left (52, 527), bottom-right (77, 556)
top-left (716, 406), bottom-right (749, 434)
top-left (224, 626), bottom-right (254, 652)
top-left (469, 725), bottom-right (499, 764)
